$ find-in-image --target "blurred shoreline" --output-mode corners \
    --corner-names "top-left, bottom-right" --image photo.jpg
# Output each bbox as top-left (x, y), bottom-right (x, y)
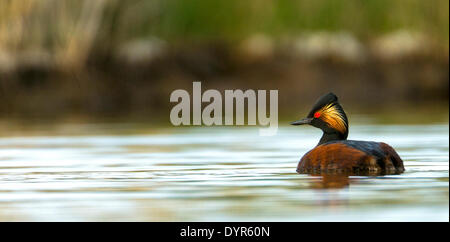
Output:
top-left (0, 33), bottom-right (448, 121)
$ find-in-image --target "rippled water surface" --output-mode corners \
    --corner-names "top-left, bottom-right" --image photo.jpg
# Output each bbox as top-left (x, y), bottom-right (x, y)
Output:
top-left (0, 123), bottom-right (448, 221)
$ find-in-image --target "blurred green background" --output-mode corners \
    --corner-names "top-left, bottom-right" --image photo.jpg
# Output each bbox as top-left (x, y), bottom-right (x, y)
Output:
top-left (0, 0), bottom-right (448, 124)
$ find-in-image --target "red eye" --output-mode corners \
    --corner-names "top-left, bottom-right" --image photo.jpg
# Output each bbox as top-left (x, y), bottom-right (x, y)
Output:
top-left (314, 112), bottom-right (321, 118)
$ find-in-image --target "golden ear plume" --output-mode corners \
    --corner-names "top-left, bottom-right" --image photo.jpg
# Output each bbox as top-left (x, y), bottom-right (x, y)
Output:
top-left (317, 103), bottom-right (347, 134)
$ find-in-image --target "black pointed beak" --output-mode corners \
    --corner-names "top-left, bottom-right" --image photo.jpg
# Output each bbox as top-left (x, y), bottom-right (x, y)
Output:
top-left (290, 117), bottom-right (313, 126)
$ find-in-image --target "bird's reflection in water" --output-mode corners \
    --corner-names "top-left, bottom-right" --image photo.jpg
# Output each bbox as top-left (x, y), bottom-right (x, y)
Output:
top-left (304, 170), bottom-right (387, 189)
top-left (303, 171), bottom-right (391, 209)
top-left (304, 174), bottom-right (353, 209)
top-left (309, 174), bottom-right (351, 189)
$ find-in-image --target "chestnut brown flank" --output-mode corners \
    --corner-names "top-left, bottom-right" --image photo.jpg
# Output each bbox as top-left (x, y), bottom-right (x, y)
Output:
top-left (296, 142), bottom-right (404, 175)
top-left (298, 143), bottom-right (367, 173)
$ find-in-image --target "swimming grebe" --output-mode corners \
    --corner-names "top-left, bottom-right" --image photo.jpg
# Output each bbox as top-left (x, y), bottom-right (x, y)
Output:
top-left (291, 92), bottom-right (405, 175)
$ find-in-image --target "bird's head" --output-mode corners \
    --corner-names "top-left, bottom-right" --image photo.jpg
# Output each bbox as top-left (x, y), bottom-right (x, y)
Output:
top-left (291, 92), bottom-right (348, 141)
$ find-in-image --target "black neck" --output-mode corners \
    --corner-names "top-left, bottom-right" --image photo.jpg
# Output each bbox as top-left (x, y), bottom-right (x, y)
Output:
top-left (318, 132), bottom-right (346, 145)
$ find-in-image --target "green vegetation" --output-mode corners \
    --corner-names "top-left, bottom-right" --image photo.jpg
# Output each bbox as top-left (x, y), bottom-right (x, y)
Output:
top-left (0, 0), bottom-right (448, 51)
top-left (150, 0), bottom-right (449, 42)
